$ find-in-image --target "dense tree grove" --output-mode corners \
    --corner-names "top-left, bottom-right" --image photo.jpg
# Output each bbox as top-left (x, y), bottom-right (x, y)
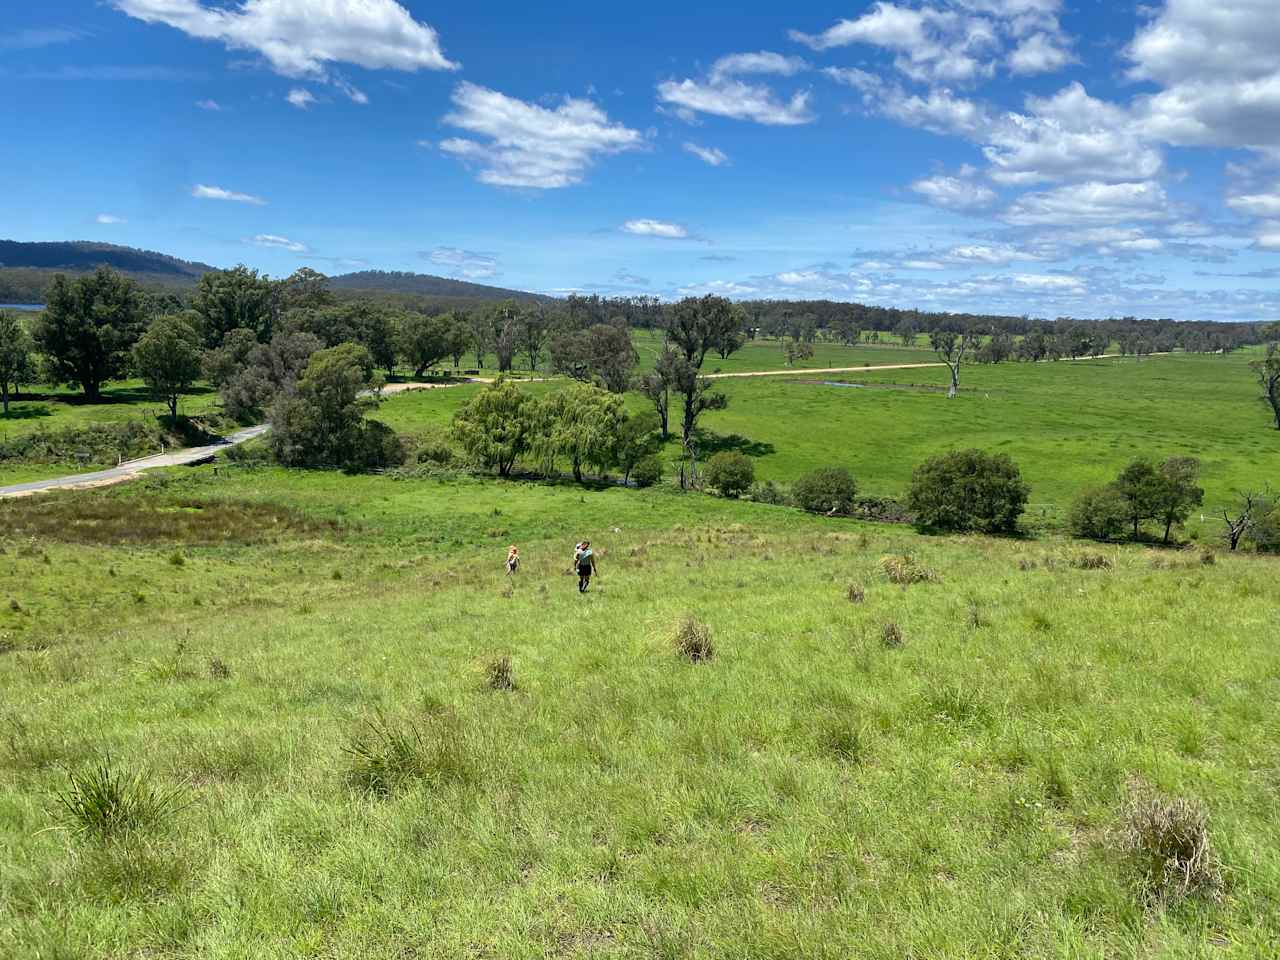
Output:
top-left (1070, 457), bottom-right (1205, 544)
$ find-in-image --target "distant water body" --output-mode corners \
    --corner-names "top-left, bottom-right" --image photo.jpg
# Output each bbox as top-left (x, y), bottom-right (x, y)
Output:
top-left (0, 304), bottom-right (43, 311)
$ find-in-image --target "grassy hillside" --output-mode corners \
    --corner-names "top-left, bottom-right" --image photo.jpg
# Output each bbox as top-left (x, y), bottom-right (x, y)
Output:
top-left (2, 468), bottom-right (1278, 957)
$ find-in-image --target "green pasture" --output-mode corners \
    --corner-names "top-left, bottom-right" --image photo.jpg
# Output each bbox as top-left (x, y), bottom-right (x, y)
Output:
top-left (2, 468), bottom-right (1279, 957)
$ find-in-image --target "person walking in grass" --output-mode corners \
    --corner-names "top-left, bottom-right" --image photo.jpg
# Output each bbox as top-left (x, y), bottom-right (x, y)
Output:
top-left (574, 539), bottom-right (596, 593)
top-left (505, 544), bottom-right (520, 575)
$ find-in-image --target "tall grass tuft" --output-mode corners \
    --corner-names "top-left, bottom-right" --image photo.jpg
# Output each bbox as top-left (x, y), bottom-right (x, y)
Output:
top-left (342, 710), bottom-right (473, 795)
top-left (845, 583), bottom-right (865, 604)
top-left (486, 655), bottom-right (516, 691)
top-left (879, 554), bottom-right (937, 585)
top-left (880, 621), bottom-right (905, 648)
top-left (674, 615), bottom-right (714, 663)
top-left (54, 755), bottom-right (187, 840)
top-left (1117, 786), bottom-right (1223, 906)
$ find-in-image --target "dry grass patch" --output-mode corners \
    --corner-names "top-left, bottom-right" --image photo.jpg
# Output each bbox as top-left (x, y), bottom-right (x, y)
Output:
top-left (0, 495), bottom-right (342, 546)
top-left (1116, 784), bottom-right (1223, 906)
top-left (879, 554), bottom-right (937, 585)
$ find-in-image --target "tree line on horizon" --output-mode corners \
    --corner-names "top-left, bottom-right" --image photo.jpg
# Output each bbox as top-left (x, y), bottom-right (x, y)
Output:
top-left (2, 264), bottom-right (1278, 463)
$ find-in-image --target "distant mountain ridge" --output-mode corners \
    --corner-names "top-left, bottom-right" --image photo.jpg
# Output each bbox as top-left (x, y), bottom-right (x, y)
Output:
top-left (0, 240), bottom-right (551, 305)
top-left (0, 240), bottom-right (215, 278)
top-left (327, 269), bottom-right (552, 303)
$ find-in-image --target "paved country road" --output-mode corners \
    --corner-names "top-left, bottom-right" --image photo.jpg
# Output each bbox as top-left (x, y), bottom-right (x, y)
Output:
top-left (0, 381), bottom-right (455, 500)
top-left (0, 424), bottom-right (271, 498)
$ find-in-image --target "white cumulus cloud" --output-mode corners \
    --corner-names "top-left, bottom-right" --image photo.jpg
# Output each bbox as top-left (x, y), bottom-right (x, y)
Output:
top-left (114, 0), bottom-right (457, 80)
top-left (657, 77), bottom-right (814, 126)
top-left (1001, 181), bottom-right (1174, 227)
top-left (95, 213), bottom-right (127, 225)
top-left (910, 174), bottom-right (997, 211)
top-left (440, 82), bottom-right (642, 189)
top-left (1128, 0), bottom-right (1280, 150)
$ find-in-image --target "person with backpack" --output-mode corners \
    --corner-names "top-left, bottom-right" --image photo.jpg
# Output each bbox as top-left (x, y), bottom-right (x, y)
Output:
top-left (573, 540), bottom-right (596, 593)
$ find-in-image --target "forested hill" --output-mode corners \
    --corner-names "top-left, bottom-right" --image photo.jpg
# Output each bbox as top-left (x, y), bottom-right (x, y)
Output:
top-left (0, 240), bottom-right (214, 277)
top-left (328, 270), bottom-right (553, 303)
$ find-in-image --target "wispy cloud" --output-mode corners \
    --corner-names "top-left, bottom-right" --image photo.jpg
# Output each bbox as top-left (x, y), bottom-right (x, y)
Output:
top-left (250, 233), bottom-right (307, 252)
top-left (195, 98), bottom-right (222, 111)
top-left (622, 219), bottom-right (689, 239)
top-left (7, 64), bottom-right (204, 81)
top-left (286, 88), bottom-right (316, 109)
top-left (683, 142), bottom-right (729, 166)
top-left (192, 183), bottom-right (267, 205)
top-left (95, 213), bottom-right (127, 225)
top-left (0, 27), bottom-right (86, 50)
top-left (423, 246), bottom-right (500, 279)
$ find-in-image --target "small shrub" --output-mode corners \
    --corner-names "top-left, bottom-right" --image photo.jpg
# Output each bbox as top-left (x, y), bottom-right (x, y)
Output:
top-left (1017, 557), bottom-right (1037, 571)
top-left (54, 755), bottom-right (187, 840)
top-left (486, 656), bottom-right (515, 691)
top-left (792, 467), bottom-right (857, 515)
top-left (8, 599), bottom-right (20, 613)
top-left (704, 451), bottom-right (754, 498)
top-left (630, 454), bottom-right (663, 489)
top-left (1068, 486), bottom-right (1130, 541)
top-left (674, 615), bottom-right (714, 663)
top-left (168, 552), bottom-right (185, 568)
top-left (846, 583), bottom-right (865, 604)
top-left (342, 710), bottom-right (472, 796)
top-left (748, 479), bottom-right (788, 505)
top-left (208, 658), bottom-right (231, 680)
top-left (879, 554), bottom-right (937, 585)
top-left (1117, 786), bottom-right (1222, 906)
top-left (906, 449), bottom-right (1029, 534)
top-left (880, 621), bottom-right (904, 648)
top-left (414, 436), bottom-right (456, 466)
top-left (1072, 552), bottom-right (1112, 570)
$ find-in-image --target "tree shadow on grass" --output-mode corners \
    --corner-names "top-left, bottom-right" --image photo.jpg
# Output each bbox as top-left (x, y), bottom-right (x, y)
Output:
top-left (0, 404), bottom-right (53, 421)
top-left (20, 385), bottom-right (217, 407)
top-left (696, 431), bottom-right (776, 458)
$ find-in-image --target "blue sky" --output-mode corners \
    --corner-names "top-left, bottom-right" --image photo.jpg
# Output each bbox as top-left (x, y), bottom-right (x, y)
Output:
top-left (3, 1), bottom-right (1280, 321)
